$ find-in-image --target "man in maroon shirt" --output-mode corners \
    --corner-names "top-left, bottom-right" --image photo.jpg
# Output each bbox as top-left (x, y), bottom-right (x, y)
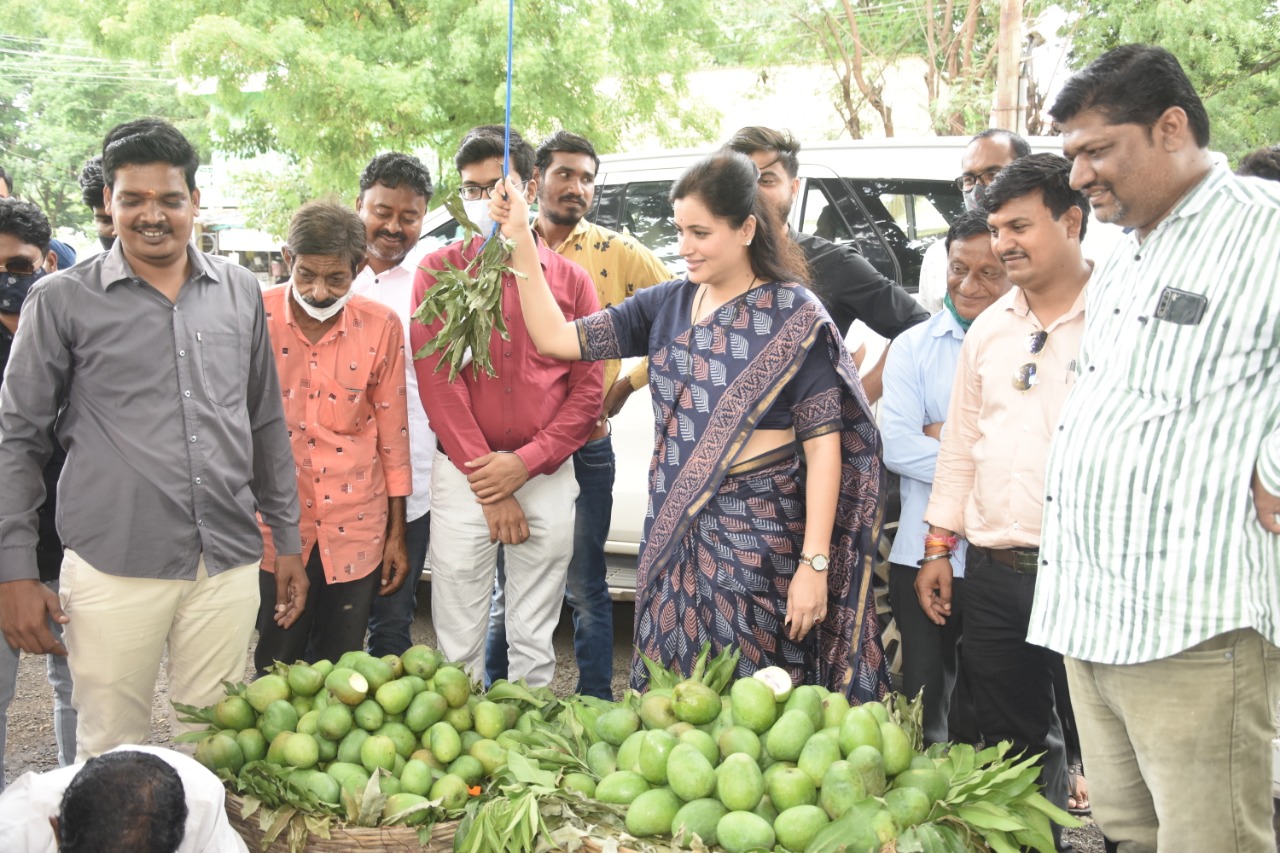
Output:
top-left (411, 126), bottom-right (602, 687)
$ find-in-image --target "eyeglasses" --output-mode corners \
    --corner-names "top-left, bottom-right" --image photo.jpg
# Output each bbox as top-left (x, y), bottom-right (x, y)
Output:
top-left (1012, 330), bottom-right (1049, 391)
top-left (457, 180), bottom-right (527, 201)
top-left (954, 168), bottom-right (1003, 192)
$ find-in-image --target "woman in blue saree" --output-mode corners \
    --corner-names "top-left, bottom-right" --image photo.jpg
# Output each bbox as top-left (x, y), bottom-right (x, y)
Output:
top-left (489, 152), bottom-right (889, 702)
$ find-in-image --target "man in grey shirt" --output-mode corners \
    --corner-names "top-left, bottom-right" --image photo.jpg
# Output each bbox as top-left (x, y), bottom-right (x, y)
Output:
top-left (0, 119), bottom-right (305, 759)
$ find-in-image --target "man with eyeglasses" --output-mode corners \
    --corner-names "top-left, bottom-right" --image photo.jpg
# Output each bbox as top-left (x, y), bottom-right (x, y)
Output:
top-left (411, 126), bottom-right (602, 687)
top-left (919, 154), bottom-right (1093, 853)
top-left (917, 130), bottom-right (1032, 315)
top-left (0, 198), bottom-right (76, 790)
top-left (483, 131), bottom-right (669, 699)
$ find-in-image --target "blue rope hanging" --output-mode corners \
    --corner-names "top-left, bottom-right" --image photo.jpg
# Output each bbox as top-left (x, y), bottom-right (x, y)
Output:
top-left (482, 0), bottom-right (516, 248)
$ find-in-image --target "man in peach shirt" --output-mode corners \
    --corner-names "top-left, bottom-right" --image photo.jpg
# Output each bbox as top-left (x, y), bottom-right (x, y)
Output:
top-left (919, 154), bottom-right (1093, 852)
top-left (256, 201), bottom-right (412, 674)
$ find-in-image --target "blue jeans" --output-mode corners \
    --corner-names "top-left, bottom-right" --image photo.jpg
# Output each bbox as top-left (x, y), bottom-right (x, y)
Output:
top-left (0, 579), bottom-right (76, 790)
top-left (366, 512), bottom-right (430, 658)
top-left (485, 435), bottom-right (615, 698)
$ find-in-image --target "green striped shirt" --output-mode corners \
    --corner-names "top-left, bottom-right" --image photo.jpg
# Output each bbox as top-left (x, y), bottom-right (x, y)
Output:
top-left (1029, 165), bottom-right (1280, 664)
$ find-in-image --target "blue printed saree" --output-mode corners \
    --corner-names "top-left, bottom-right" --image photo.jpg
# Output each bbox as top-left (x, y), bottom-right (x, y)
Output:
top-left (577, 278), bottom-right (889, 702)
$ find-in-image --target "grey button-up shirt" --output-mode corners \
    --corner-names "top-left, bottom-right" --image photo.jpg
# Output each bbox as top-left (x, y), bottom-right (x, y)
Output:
top-left (0, 242), bottom-right (301, 582)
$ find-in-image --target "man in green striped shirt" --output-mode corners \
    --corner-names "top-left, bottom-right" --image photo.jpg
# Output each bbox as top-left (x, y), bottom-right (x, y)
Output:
top-left (1033, 44), bottom-right (1280, 853)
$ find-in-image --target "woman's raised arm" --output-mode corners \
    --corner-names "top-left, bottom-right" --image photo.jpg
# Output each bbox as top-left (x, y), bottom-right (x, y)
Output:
top-left (490, 175), bottom-right (584, 361)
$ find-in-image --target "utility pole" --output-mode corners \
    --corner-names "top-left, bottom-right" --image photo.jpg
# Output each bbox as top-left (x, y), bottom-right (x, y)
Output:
top-left (992, 0), bottom-right (1024, 131)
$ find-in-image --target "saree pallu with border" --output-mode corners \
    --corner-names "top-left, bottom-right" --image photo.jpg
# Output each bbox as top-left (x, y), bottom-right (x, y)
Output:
top-left (579, 280), bottom-right (890, 702)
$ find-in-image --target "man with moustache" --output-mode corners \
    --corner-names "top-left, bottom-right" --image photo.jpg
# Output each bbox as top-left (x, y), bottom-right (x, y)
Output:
top-left (919, 154), bottom-right (1092, 852)
top-left (256, 201), bottom-right (412, 673)
top-left (880, 209), bottom-right (1009, 746)
top-left (0, 119), bottom-right (304, 759)
top-left (350, 152), bottom-right (437, 658)
top-left (917, 130), bottom-right (1032, 313)
top-left (484, 131), bottom-right (669, 699)
top-left (1033, 45), bottom-right (1280, 852)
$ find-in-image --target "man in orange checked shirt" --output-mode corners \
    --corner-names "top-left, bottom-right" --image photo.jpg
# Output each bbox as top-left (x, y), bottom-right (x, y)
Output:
top-left (255, 201), bottom-right (413, 674)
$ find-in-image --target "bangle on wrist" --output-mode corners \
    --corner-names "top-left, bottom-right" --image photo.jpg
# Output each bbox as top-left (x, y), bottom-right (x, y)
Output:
top-left (917, 552), bottom-right (952, 567)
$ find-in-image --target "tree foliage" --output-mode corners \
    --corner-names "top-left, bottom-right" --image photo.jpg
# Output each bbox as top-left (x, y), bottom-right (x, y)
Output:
top-left (0, 10), bottom-right (206, 231)
top-left (753, 0), bottom-right (1027, 139)
top-left (54, 0), bottom-right (721, 202)
top-left (1064, 0), bottom-right (1280, 164)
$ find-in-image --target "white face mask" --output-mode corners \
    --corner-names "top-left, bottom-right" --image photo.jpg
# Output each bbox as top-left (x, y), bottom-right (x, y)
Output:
top-left (461, 198), bottom-right (497, 238)
top-left (291, 281), bottom-right (353, 322)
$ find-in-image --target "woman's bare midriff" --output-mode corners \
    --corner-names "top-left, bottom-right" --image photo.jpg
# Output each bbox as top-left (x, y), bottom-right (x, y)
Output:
top-left (732, 427), bottom-right (796, 466)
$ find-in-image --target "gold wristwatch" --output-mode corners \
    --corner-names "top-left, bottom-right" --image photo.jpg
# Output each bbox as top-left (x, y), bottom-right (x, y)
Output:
top-left (799, 553), bottom-right (829, 572)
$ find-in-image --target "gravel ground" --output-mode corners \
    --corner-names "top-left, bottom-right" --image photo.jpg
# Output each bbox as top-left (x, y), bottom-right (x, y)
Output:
top-left (3, 590), bottom-right (1104, 851)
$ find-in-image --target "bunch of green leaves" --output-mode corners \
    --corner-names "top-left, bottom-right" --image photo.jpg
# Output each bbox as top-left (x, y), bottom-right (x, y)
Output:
top-left (637, 641), bottom-right (741, 693)
top-left (885, 688), bottom-right (927, 753)
top-left (905, 741), bottom-right (1082, 853)
top-left (412, 193), bottom-right (521, 382)
top-left (456, 750), bottom-right (682, 853)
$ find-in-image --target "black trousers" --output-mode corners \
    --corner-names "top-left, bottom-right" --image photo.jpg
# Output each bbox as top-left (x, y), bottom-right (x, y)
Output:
top-left (255, 546), bottom-right (382, 676)
top-left (963, 547), bottom-right (1071, 852)
top-left (887, 562), bottom-right (979, 745)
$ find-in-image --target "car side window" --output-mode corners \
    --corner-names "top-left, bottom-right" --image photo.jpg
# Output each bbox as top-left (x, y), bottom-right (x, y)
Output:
top-left (807, 177), bottom-right (900, 286)
top-left (588, 182), bottom-right (626, 232)
top-left (418, 218), bottom-right (464, 254)
top-left (619, 181), bottom-right (681, 269)
top-left (849, 178), bottom-right (966, 294)
top-left (798, 182), bottom-right (854, 242)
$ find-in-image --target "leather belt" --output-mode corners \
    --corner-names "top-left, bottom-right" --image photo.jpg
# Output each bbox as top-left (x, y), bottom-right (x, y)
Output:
top-left (975, 545), bottom-right (1040, 575)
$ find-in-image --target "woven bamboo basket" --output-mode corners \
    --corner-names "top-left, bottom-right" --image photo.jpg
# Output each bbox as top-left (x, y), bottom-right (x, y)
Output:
top-left (226, 793), bottom-right (643, 852)
top-left (226, 792), bottom-right (460, 851)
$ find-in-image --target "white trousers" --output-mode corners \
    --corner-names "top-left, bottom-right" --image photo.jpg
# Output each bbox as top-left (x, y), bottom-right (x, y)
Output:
top-left (428, 452), bottom-right (576, 687)
top-left (58, 550), bottom-right (259, 760)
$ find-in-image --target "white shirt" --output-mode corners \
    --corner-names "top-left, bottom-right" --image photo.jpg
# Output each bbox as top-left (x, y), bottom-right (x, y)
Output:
top-left (0, 745), bottom-right (248, 852)
top-left (352, 244), bottom-right (436, 522)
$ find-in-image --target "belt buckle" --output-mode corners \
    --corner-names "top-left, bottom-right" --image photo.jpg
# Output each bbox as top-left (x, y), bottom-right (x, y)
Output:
top-left (1013, 550), bottom-right (1040, 574)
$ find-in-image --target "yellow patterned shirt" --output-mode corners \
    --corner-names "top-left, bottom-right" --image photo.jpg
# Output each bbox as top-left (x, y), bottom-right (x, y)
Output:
top-left (551, 219), bottom-right (670, 390)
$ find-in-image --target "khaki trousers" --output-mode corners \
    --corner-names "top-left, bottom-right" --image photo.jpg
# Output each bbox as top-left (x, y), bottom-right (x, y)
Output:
top-left (428, 452), bottom-right (576, 688)
top-left (1065, 628), bottom-right (1280, 853)
top-left (59, 549), bottom-right (259, 760)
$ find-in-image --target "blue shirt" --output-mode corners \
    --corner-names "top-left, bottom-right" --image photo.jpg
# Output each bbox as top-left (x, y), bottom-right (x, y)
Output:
top-left (880, 309), bottom-right (968, 576)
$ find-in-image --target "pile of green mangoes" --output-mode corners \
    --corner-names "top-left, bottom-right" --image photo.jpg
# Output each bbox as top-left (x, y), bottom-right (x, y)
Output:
top-left (192, 645), bottom-right (525, 826)
top-left (583, 667), bottom-right (944, 853)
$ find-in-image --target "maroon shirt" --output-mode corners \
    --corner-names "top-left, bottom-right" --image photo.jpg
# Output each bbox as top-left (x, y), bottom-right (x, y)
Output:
top-left (411, 236), bottom-right (602, 477)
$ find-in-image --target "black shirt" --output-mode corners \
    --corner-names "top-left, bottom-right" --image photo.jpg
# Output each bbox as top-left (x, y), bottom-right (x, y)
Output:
top-left (792, 229), bottom-right (928, 339)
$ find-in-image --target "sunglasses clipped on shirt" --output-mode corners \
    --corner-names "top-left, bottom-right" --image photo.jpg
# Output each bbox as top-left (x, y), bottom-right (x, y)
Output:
top-left (1012, 330), bottom-right (1049, 392)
